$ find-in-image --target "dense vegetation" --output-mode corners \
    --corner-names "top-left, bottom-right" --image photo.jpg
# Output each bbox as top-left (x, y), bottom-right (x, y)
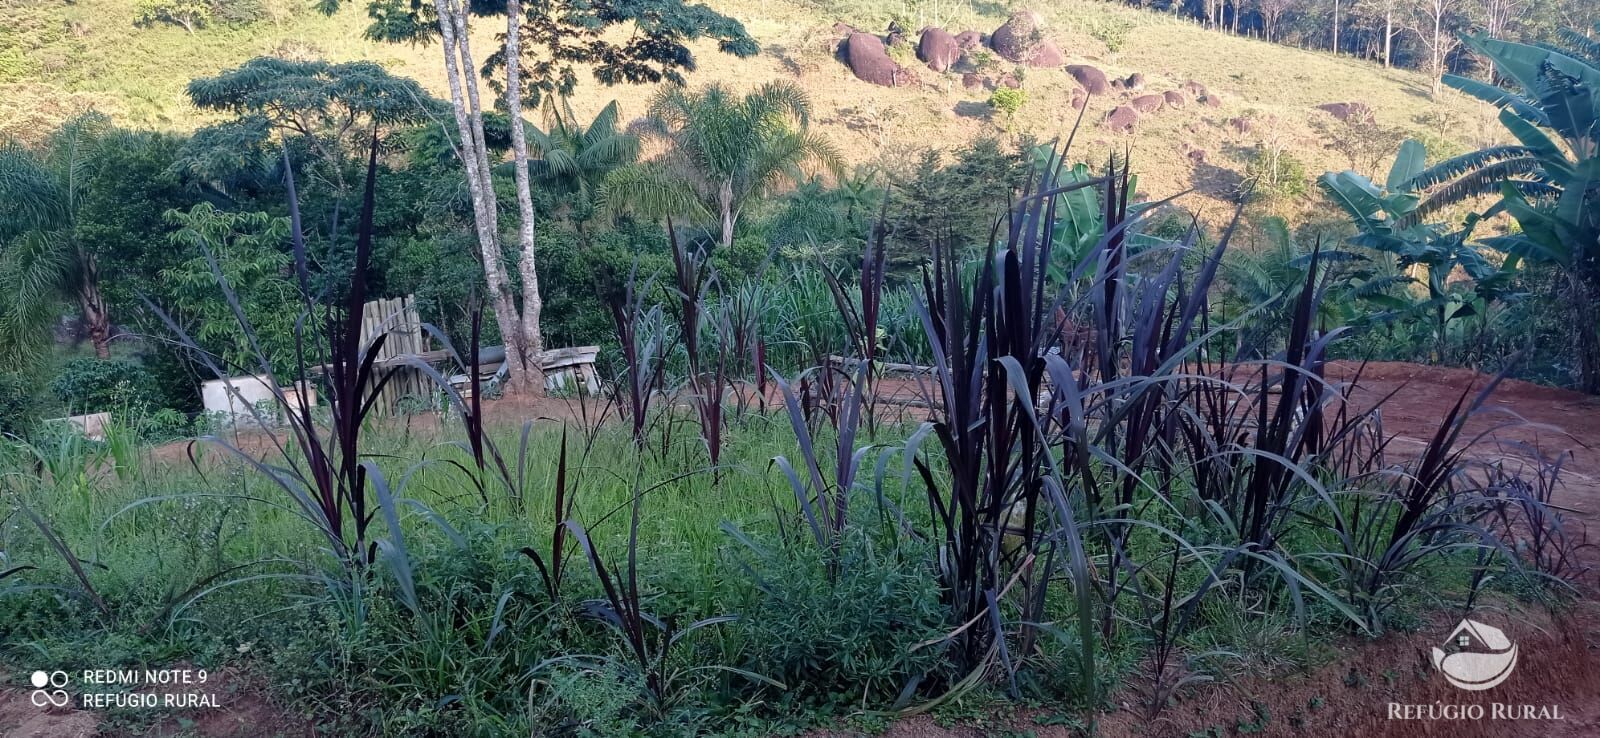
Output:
top-left (0, 1), bottom-right (1597, 735)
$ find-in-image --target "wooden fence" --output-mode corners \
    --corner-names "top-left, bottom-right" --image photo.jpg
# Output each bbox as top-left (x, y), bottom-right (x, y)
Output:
top-left (359, 295), bottom-right (431, 416)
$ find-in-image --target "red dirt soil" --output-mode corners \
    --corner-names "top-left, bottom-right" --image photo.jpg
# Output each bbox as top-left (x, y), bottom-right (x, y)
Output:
top-left (11, 361), bottom-right (1600, 737)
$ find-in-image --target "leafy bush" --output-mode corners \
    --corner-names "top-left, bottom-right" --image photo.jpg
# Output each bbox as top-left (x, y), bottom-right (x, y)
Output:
top-left (988, 87), bottom-right (1028, 122)
top-left (736, 534), bottom-right (947, 706)
top-left (1080, 16), bottom-right (1133, 52)
top-left (48, 359), bottom-right (158, 415)
top-left (0, 372), bottom-right (40, 435)
top-left (1244, 144), bottom-right (1309, 202)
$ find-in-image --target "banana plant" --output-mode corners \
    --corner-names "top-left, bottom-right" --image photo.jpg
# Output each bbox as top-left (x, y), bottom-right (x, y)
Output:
top-left (1418, 27), bottom-right (1600, 388)
top-left (1319, 139), bottom-right (1519, 359)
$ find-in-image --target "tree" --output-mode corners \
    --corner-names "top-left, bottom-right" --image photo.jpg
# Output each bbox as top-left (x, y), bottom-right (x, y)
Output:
top-left (1319, 140), bottom-right (1518, 360)
top-left (135, 0), bottom-right (212, 34)
top-left (183, 58), bottom-right (437, 200)
top-left (519, 99), bottom-right (641, 228)
top-left (602, 82), bottom-right (843, 250)
top-left (0, 114), bottom-right (117, 366)
top-left (1405, 0), bottom-right (1471, 94)
top-left (1256, 0), bottom-right (1296, 41)
top-left (319, 0), bottom-right (756, 394)
top-left (160, 204), bottom-right (302, 377)
top-left (1356, 0), bottom-right (1402, 66)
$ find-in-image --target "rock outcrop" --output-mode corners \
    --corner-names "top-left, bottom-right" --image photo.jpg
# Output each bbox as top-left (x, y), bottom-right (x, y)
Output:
top-left (918, 27), bottom-right (960, 72)
top-left (1316, 101), bottom-right (1374, 122)
top-left (1067, 64), bottom-right (1110, 95)
top-left (844, 32), bottom-right (910, 87)
top-left (1131, 94), bottom-right (1164, 113)
top-left (989, 10), bottom-right (1062, 67)
top-left (1107, 105), bottom-right (1139, 132)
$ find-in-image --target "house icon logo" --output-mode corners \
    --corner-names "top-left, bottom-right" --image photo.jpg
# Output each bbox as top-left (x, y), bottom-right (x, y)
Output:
top-left (1431, 619), bottom-right (1518, 691)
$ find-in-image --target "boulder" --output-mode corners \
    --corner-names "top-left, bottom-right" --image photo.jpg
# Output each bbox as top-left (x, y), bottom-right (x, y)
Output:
top-left (954, 30), bottom-right (985, 49)
top-left (989, 9), bottom-right (1062, 67)
top-left (1317, 101), bottom-right (1374, 122)
top-left (1229, 116), bottom-right (1253, 133)
top-left (1067, 64), bottom-right (1110, 95)
top-left (833, 22), bottom-right (859, 36)
top-left (1070, 90), bottom-right (1087, 110)
top-left (844, 32), bottom-right (910, 87)
top-left (1163, 90), bottom-right (1186, 108)
top-left (1183, 80), bottom-right (1208, 97)
top-left (996, 73), bottom-right (1021, 89)
top-left (1200, 93), bottom-right (1222, 108)
top-left (1107, 105), bottom-right (1139, 132)
top-left (918, 27), bottom-right (960, 72)
top-left (1125, 72), bottom-right (1146, 91)
top-left (1187, 147), bottom-right (1207, 164)
top-left (1029, 40), bottom-right (1064, 67)
top-left (1131, 94), bottom-right (1164, 113)
top-left (962, 72), bottom-right (986, 90)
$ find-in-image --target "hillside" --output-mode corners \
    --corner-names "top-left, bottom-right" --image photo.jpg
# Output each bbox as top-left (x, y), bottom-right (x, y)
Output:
top-left (0, 0), bottom-right (1498, 216)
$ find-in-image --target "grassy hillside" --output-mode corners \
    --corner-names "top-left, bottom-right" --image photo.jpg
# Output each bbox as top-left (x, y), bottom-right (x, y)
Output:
top-left (0, 0), bottom-right (1501, 215)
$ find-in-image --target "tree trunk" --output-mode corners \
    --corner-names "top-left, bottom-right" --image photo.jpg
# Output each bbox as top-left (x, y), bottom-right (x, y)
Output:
top-left (1332, 0), bottom-right (1340, 55)
top-left (430, 0), bottom-right (529, 392)
top-left (76, 251), bottom-right (111, 359)
top-left (1431, 13), bottom-right (1444, 95)
top-left (1384, 11), bottom-right (1393, 67)
top-left (718, 179), bottom-right (735, 250)
top-left (504, 0), bottom-right (546, 396)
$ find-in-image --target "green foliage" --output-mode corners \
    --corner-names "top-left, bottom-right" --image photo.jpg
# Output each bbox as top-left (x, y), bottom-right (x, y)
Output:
top-left (1080, 15), bottom-right (1133, 51)
top-left (49, 359), bottom-right (158, 415)
top-left (159, 204), bottom-right (301, 377)
top-left (135, 0), bottom-right (213, 34)
top-left (519, 99), bottom-right (641, 226)
top-left (1432, 30), bottom-right (1600, 389)
top-left (0, 113), bottom-right (115, 371)
top-left (882, 137), bottom-right (1031, 262)
top-left (988, 87), bottom-right (1028, 122)
top-left (603, 81), bottom-right (843, 248)
top-left (0, 371), bottom-right (41, 435)
top-left (1243, 144), bottom-right (1309, 201)
top-left (736, 534), bottom-right (947, 706)
top-left (180, 56), bottom-right (438, 197)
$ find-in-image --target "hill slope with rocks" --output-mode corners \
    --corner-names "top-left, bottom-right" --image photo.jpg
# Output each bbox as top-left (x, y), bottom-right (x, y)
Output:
top-left (0, 0), bottom-right (1499, 217)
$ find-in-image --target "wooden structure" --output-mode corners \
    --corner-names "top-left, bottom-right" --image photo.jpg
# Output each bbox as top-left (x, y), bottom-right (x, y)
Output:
top-left (446, 345), bottom-right (603, 398)
top-left (359, 295), bottom-right (432, 416)
top-left (320, 295), bottom-right (603, 411)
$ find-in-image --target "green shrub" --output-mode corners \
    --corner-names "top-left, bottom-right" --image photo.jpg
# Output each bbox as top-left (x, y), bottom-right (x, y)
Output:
top-left (989, 87), bottom-right (1028, 121)
top-left (1080, 16), bottom-right (1133, 52)
top-left (48, 359), bottom-right (159, 415)
top-left (0, 372), bottom-right (40, 436)
top-left (1244, 144), bottom-right (1310, 202)
top-left (736, 534), bottom-right (947, 708)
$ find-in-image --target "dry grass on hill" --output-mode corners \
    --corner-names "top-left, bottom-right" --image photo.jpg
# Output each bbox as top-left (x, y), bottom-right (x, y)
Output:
top-left (0, 0), bottom-right (1503, 216)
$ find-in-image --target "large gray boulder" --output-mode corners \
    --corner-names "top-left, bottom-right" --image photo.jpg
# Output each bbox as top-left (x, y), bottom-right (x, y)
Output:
top-left (918, 27), bottom-right (960, 72)
top-left (1131, 94), bottom-right (1164, 113)
top-left (988, 10), bottom-right (1060, 67)
top-left (1107, 105), bottom-right (1139, 132)
top-left (1067, 64), bottom-right (1110, 95)
top-left (844, 32), bottom-right (911, 87)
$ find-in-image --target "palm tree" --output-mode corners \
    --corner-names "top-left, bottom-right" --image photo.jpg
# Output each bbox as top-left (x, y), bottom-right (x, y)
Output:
top-left (514, 99), bottom-right (641, 226)
top-left (0, 113), bottom-right (115, 369)
top-left (601, 81), bottom-right (843, 249)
